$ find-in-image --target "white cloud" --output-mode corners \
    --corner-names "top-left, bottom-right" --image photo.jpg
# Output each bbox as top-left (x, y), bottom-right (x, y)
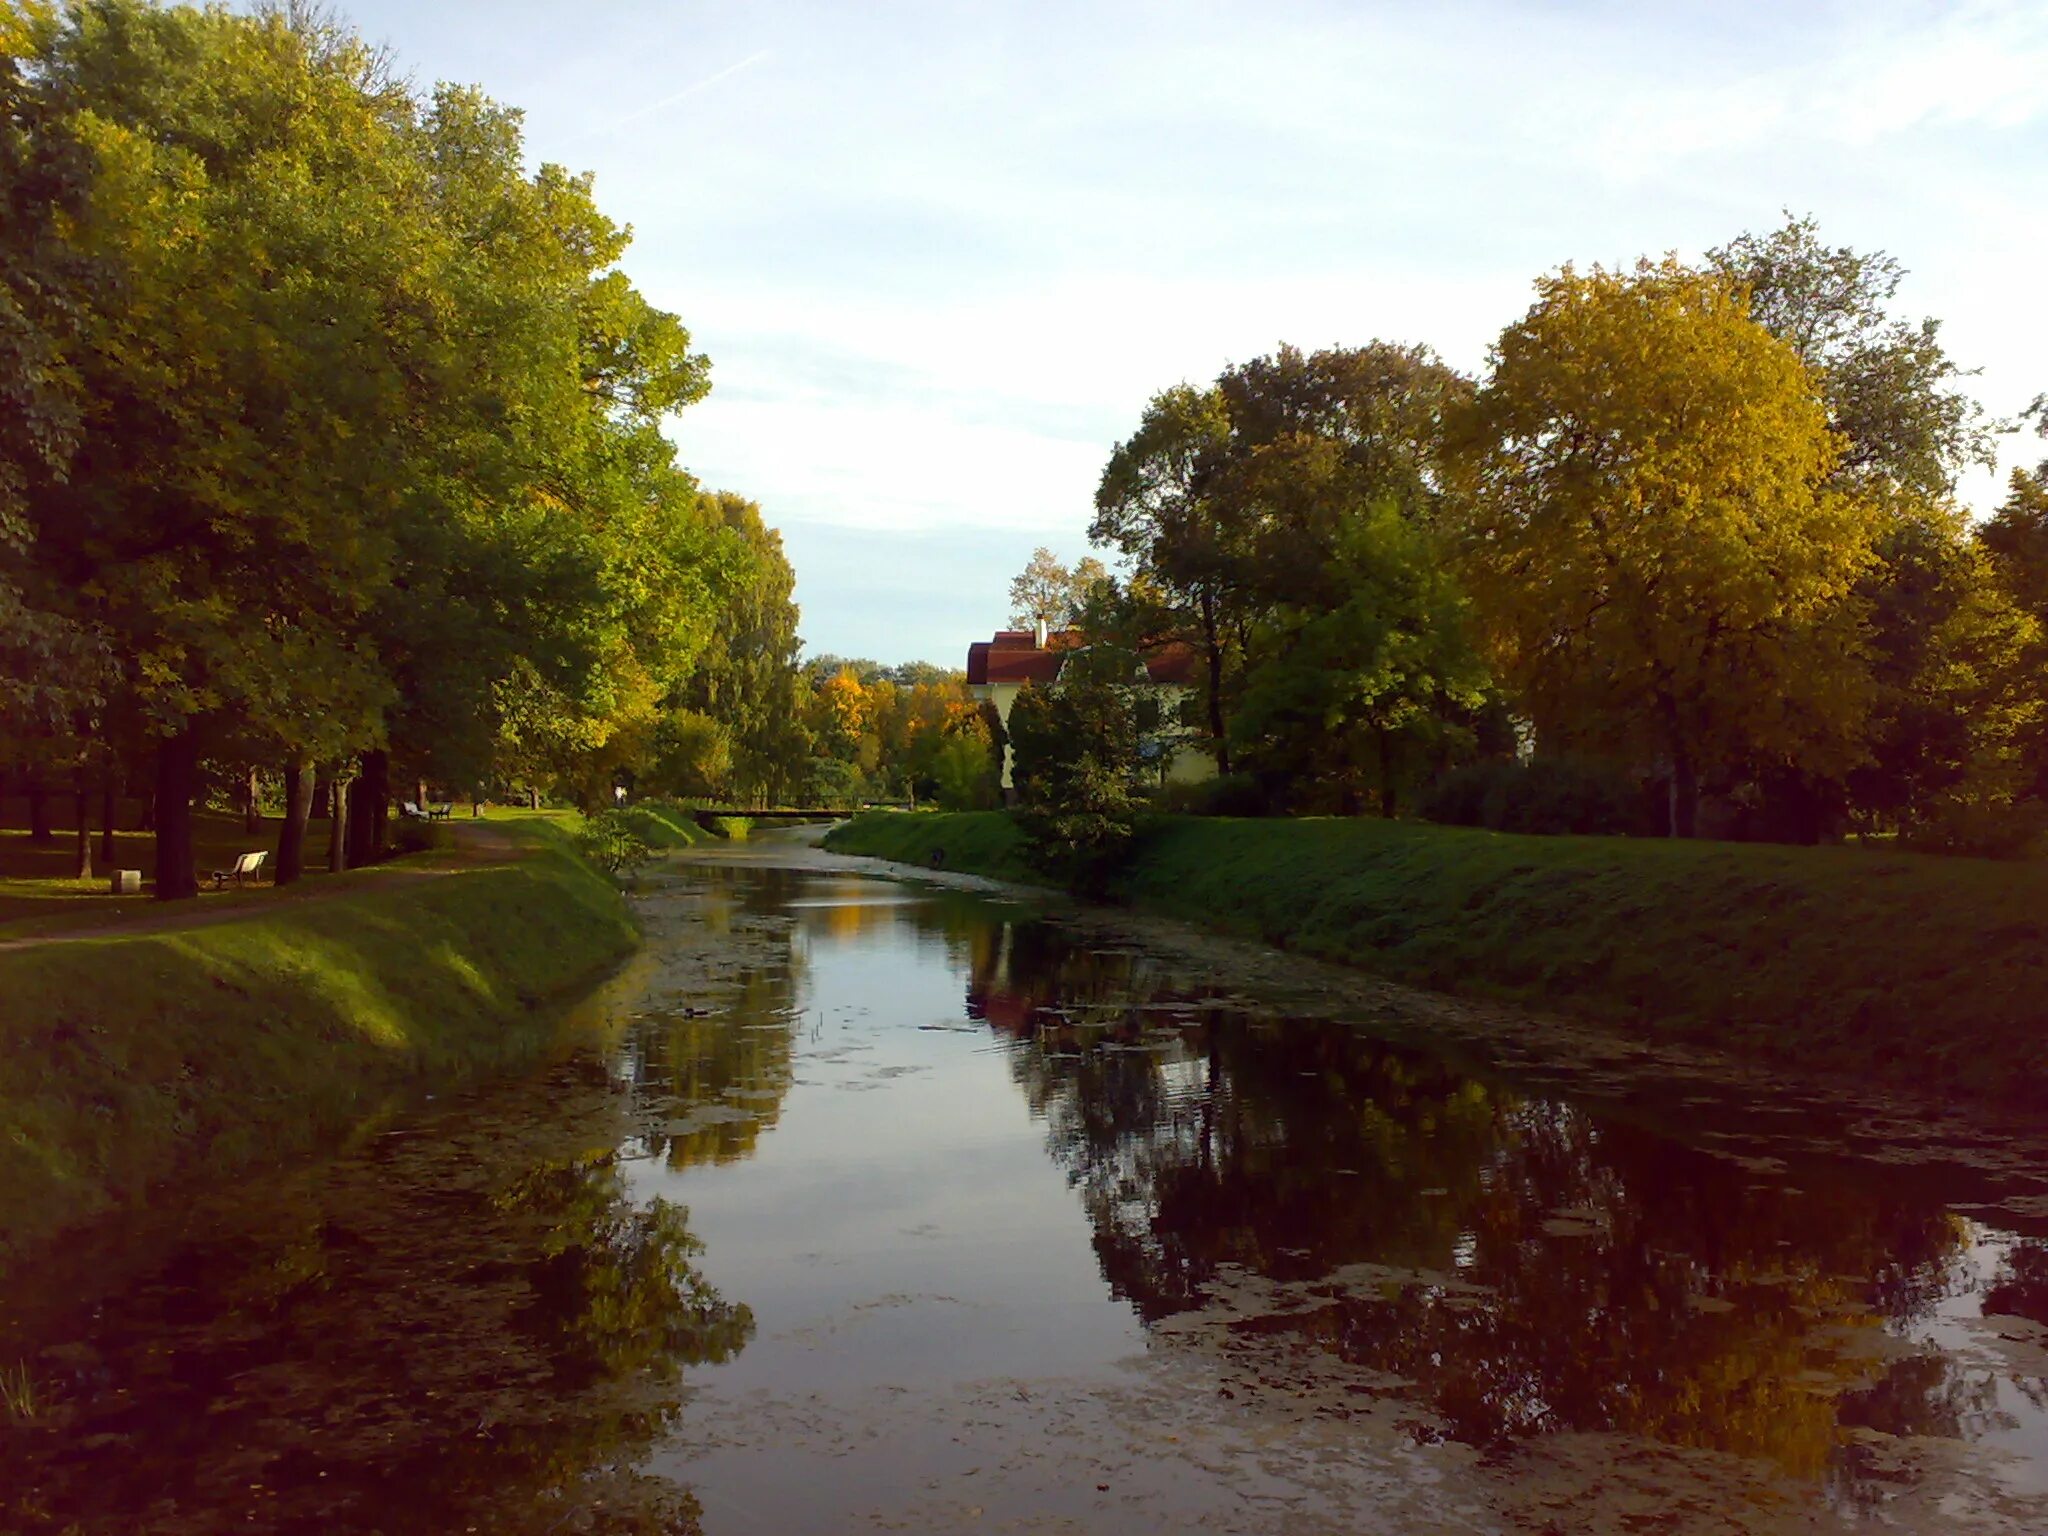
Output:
top-left (339, 0), bottom-right (2048, 657)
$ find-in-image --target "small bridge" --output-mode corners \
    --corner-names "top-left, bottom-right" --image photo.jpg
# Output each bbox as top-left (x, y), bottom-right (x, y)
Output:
top-left (687, 803), bottom-right (908, 833)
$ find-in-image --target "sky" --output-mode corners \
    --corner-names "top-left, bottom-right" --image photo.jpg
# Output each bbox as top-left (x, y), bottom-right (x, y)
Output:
top-left (330, 0), bottom-right (2048, 667)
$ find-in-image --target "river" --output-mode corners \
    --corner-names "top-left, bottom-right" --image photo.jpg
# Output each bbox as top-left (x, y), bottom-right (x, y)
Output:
top-left (3, 832), bottom-right (2047, 1534)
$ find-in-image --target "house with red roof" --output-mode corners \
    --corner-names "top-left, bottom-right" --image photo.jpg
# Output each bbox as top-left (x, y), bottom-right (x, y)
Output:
top-left (966, 620), bottom-right (1215, 793)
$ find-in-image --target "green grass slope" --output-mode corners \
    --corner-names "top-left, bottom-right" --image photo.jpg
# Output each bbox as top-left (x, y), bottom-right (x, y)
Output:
top-left (826, 810), bottom-right (2048, 1104)
top-left (0, 836), bottom-right (636, 1271)
top-left (824, 809), bottom-right (1039, 883)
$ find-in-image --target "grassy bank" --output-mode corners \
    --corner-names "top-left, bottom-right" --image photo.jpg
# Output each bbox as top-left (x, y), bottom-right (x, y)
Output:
top-left (825, 810), bottom-right (2048, 1105)
top-left (826, 808), bottom-right (1040, 883)
top-left (0, 826), bottom-right (636, 1270)
top-left (615, 801), bottom-right (751, 847)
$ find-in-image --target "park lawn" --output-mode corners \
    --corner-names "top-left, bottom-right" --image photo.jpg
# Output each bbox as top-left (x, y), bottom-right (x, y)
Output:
top-left (0, 807), bottom-right (305, 926)
top-left (825, 810), bottom-right (2048, 1106)
top-left (0, 826), bottom-right (636, 1273)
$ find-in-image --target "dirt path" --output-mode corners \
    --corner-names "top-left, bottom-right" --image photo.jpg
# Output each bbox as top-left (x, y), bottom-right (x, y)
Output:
top-left (0, 822), bottom-right (526, 954)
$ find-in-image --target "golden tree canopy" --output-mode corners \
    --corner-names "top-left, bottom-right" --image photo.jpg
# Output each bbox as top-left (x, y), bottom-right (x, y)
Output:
top-left (1453, 259), bottom-right (1882, 824)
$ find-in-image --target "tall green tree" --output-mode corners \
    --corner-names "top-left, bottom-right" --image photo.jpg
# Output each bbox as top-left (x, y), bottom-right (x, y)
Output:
top-left (21, 0), bottom-right (423, 894)
top-left (1708, 214), bottom-right (1999, 499)
top-left (1092, 383), bottom-right (1238, 769)
top-left (1979, 402), bottom-right (2048, 799)
top-left (672, 492), bottom-right (805, 802)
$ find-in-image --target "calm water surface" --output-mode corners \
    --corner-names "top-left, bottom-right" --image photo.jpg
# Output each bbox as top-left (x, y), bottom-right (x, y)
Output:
top-left (4, 841), bottom-right (2047, 1534)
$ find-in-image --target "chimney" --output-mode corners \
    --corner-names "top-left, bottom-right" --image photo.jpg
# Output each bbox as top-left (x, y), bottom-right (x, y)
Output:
top-left (1034, 616), bottom-right (1048, 648)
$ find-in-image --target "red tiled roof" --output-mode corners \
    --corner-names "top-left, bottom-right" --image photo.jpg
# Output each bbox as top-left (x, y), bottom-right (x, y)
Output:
top-left (966, 628), bottom-right (1082, 686)
top-left (968, 628), bottom-right (1201, 689)
top-left (983, 650), bottom-right (1067, 684)
top-left (1142, 642), bottom-right (1202, 687)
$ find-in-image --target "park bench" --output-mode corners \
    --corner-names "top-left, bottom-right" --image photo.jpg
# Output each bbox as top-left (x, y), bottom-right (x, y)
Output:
top-left (400, 801), bottom-right (429, 820)
top-left (429, 803), bottom-right (453, 820)
top-left (210, 850), bottom-right (267, 889)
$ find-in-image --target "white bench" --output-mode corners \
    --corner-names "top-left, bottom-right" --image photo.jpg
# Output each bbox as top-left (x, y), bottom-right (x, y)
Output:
top-left (210, 850), bottom-right (268, 889)
top-left (400, 801), bottom-right (429, 820)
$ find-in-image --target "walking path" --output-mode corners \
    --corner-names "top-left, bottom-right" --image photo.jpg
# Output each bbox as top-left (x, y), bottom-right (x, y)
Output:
top-left (0, 822), bottom-right (524, 954)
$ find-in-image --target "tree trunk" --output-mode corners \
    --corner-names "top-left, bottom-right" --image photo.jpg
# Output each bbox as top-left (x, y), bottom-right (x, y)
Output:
top-left (99, 772), bottom-right (117, 865)
top-left (1668, 749), bottom-right (1698, 839)
top-left (73, 769), bottom-right (92, 881)
top-left (417, 777), bottom-right (428, 813)
top-left (1376, 728), bottom-right (1397, 819)
top-left (346, 749), bottom-right (389, 868)
top-left (367, 751), bottom-right (390, 859)
top-left (277, 755), bottom-right (314, 887)
top-left (327, 776), bottom-right (351, 875)
top-left (26, 770), bottom-right (53, 845)
top-left (311, 772), bottom-right (332, 824)
top-left (1201, 590), bottom-right (1230, 776)
top-left (244, 766), bottom-right (263, 834)
top-left (527, 785), bottom-right (540, 811)
top-left (136, 786), bottom-right (154, 832)
top-left (153, 732), bottom-right (200, 901)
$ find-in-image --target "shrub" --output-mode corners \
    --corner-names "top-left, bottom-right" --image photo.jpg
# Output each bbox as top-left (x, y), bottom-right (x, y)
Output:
top-left (575, 810), bottom-right (656, 880)
top-left (1899, 800), bottom-right (2047, 859)
top-left (1150, 772), bottom-right (1268, 817)
top-left (1420, 756), bottom-right (1645, 836)
top-left (1008, 679), bottom-right (1143, 890)
top-left (931, 725), bottom-right (998, 810)
top-left (390, 820), bottom-right (451, 857)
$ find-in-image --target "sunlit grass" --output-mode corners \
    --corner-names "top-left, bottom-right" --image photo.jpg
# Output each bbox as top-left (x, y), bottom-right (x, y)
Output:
top-left (0, 839), bottom-right (638, 1275)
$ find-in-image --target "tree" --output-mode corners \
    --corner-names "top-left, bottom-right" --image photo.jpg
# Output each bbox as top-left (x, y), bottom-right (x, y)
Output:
top-left (1978, 402), bottom-right (2048, 799)
top-left (1452, 259), bottom-right (1881, 837)
top-left (1233, 500), bottom-right (1489, 814)
top-left (1205, 343), bottom-right (1478, 809)
top-left (929, 716), bottom-right (997, 810)
top-left (645, 709), bottom-right (732, 800)
top-left (19, 0), bottom-right (427, 894)
top-left (1847, 498), bottom-right (2040, 828)
top-left (671, 493), bottom-right (805, 802)
top-left (1708, 214), bottom-right (1999, 499)
top-left (1008, 547), bottom-right (1108, 631)
top-left (1093, 384), bottom-right (1240, 770)
top-left (1006, 677), bottom-right (1143, 888)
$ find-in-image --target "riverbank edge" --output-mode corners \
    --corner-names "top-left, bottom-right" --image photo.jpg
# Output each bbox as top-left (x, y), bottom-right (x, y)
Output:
top-left (0, 826), bottom-right (638, 1273)
top-left (822, 810), bottom-right (2048, 1107)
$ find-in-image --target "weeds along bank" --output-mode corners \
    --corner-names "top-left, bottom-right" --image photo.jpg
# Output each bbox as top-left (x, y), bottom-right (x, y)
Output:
top-left (824, 811), bottom-right (2048, 1107)
top-left (0, 825), bottom-right (637, 1274)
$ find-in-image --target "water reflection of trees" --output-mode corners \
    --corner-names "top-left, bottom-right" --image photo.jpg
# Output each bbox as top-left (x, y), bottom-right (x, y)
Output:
top-left (971, 918), bottom-right (1983, 1479)
top-left (0, 1145), bottom-right (751, 1536)
top-left (613, 903), bottom-right (805, 1171)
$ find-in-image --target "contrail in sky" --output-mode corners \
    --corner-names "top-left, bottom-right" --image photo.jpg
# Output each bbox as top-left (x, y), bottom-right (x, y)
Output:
top-left (579, 49), bottom-right (771, 141)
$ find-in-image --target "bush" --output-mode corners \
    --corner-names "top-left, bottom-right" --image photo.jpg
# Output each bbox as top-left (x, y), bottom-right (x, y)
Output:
top-left (390, 820), bottom-right (451, 856)
top-left (1149, 772), bottom-right (1268, 817)
top-left (1899, 800), bottom-right (2047, 859)
top-left (575, 810), bottom-right (656, 880)
top-left (931, 725), bottom-right (998, 810)
top-left (1008, 679), bottom-right (1143, 891)
top-left (1420, 757), bottom-right (1645, 837)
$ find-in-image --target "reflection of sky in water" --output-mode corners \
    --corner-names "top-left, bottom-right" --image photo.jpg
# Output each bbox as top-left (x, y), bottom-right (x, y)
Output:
top-left (1875, 1227), bottom-right (2048, 1498)
top-left (632, 881), bottom-right (1147, 1396)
